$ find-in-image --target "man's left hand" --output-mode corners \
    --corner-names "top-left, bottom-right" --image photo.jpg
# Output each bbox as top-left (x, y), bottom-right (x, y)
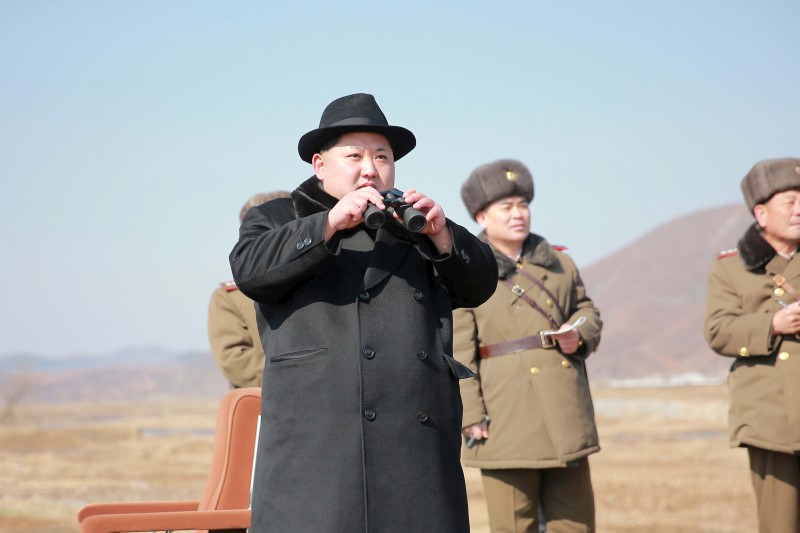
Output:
top-left (402, 189), bottom-right (452, 254)
top-left (553, 327), bottom-right (581, 355)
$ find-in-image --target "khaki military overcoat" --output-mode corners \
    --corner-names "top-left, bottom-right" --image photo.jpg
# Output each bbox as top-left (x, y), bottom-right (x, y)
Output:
top-left (454, 233), bottom-right (602, 469)
top-left (704, 223), bottom-right (800, 453)
top-left (207, 282), bottom-right (264, 388)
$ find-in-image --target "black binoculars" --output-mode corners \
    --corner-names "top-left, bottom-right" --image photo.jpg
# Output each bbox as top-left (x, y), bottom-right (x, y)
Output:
top-left (363, 188), bottom-right (427, 233)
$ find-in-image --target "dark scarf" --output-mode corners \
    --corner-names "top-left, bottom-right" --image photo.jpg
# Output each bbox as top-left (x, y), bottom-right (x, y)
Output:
top-left (479, 231), bottom-right (560, 279)
top-left (738, 222), bottom-right (785, 272)
top-left (290, 176), bottom-right (419, 243)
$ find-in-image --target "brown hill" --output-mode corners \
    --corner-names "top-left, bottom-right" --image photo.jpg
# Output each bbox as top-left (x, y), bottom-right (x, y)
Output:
top-left (582, 203), bottom-right (753, 384)
top-left (2, 351), bottom-right (229, 406)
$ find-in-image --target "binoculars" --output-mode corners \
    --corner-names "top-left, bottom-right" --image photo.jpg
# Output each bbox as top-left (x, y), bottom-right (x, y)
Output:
top-left (363, 188), bottom-right (427, 233)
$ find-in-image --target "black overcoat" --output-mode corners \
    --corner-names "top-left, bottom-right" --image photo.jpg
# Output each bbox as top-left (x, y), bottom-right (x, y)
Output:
top-left (229, 177), bottom-right (497, 532)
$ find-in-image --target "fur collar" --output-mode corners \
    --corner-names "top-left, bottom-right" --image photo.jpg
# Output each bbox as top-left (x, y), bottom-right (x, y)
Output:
top-left (738, 222), bottom-right (780, 272)
top-left (291, 176), bottom-right (338, 218)
top-left (479, 231), bottom-right (559, 278)
top-left (290, 176), bottom-right (418, 242)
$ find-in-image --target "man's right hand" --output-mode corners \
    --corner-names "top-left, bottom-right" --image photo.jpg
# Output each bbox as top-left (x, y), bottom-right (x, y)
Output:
top-left (324, 188), bottom-right (385, 242)
top-left (462, 418), bottom-right (490, 442)
top-left (772, 301), bottom-right (800, 335)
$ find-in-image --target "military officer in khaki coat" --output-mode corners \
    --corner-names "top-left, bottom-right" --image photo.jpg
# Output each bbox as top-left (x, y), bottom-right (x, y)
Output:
top-left (704, 157), bottom-right (800, 533)
top-left (208, 191), bottom-right (288, 388)
top-left (454, 159), bottom-right (602, 533)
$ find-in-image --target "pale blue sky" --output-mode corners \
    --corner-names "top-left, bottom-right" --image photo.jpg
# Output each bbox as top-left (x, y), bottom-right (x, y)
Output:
top-left (1, 1), bottom-right (797, 357)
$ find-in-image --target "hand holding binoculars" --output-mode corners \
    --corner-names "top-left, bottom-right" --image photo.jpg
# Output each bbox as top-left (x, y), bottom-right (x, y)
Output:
top-left (363, 188), bottom-right (427, 233)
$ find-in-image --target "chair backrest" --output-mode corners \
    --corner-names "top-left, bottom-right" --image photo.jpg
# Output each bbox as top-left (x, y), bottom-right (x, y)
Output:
top-left (197, 387), bottom-right (262, 512)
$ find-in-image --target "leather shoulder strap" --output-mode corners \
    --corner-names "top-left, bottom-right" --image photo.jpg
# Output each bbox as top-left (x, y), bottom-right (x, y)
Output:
top-left (500, 279), bottom-right (559, 329)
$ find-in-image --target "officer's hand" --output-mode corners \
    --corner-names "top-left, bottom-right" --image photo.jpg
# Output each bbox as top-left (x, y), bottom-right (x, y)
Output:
top-left (402, 189), bottom-right (452, 253)
top-left (324, 187), bottom-right (385, 241)
top-left (553, 327), bottom-right (582, 355)
top-left (772, 302), bottom-right (800, 335)
top-left (462, 420), bottom-right (490, 441)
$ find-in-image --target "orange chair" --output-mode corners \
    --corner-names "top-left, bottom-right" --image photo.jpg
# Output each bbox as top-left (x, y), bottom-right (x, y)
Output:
top-left (77, 387), bottom-right (262, 533)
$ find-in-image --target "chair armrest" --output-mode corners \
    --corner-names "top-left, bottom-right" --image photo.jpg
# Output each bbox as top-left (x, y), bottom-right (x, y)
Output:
top-left (79, 508), bottom-right (251, 533)
top-left (77, 501), bottom-right (198, 522)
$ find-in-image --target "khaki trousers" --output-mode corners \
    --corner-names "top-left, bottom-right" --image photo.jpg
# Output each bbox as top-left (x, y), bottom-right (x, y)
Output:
top-left (748, 446), bottom-right (800, 533)
top-left (480, 458), bottom-right (594, 533)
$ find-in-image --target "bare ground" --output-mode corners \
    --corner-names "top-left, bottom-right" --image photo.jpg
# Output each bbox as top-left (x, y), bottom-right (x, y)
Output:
top-left (0, 385), bottom-right (756, 532)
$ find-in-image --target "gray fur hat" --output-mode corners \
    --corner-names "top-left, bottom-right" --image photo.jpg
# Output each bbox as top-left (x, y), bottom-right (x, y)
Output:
top-left (741, 157), bottom-right (800, 212)
top-left (461, 159), bottom-right (534, 219)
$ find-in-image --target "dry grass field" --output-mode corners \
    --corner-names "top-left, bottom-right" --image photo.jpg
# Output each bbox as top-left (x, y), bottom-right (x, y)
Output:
top-left (0, 385), bottom-right (757, 532)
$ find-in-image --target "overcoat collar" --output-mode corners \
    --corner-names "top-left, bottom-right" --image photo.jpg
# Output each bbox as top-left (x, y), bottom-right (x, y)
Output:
top-left (738, 222), bottom-right (800, 282)
top-left (479, 231), bottom-right (559, 279)
top-left (738, 222), bottom-right (792, 271)
top-left (291, 176), bottom-right (414, 290)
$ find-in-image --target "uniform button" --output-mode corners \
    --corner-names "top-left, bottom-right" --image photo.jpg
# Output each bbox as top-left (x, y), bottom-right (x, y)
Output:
top-left (779, 352), bottom-right (790, 361)
top-left (359, 291), bottom-right (370, 303)
top-left (413, 290), bottom-right (424, 302)
top-left (364, 409), bottom-right (376, 421)
top-left (362, 347), bottom-right (375, 359)
top-left (739, 347), bottom-right (750, 357)
top-left (530, 367), bottom-right (540, 375)
top-left (546, 298), bottom-right (553, 307)
top-left (417, 349), bottom-right (427, 360)
top-left (774, 287), bottom-right (785, 296)
top-left (296, 242), bottom-right (304, 250)
top-left (416, 410), bottom-right (429, 423)
top-left (561, 360), bottom-right (571, 368)
top-left (303, 236), bottom-right (312, 245)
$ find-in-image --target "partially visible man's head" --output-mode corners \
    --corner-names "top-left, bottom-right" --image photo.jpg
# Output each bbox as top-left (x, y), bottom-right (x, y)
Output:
top-left (240, 191), bottom-right (290, 223)
top-left (742, 158), bottom-right (800, 248)
top-left (741, 158), bottom-right (800, 214)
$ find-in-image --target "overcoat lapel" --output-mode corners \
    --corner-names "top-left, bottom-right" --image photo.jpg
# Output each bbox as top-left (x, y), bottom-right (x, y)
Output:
top-left (363, 228), bottom-right (411, 290)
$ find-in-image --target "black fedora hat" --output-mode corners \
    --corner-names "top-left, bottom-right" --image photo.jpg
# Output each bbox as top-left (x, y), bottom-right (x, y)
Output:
top-left (298, 93), bottom-right (416, 163)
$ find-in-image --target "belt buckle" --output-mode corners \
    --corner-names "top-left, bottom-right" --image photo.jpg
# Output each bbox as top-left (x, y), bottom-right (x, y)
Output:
top-left (511, 284), bottom-right (525, 296)
top-left (539, 331), bottom-right (556, 349)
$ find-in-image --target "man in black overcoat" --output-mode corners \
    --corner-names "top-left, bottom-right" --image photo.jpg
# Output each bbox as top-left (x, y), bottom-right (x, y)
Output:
top-left (230, 93), bottom-right (498, 532)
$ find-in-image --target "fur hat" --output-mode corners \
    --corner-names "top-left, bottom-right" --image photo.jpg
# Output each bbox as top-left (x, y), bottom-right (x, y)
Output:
top-left (297, 93), bottom-right (416, 164)
top-left (741, 157), bottom-right (800, 212)
top-left (461, 159), bottom-right (534, 219)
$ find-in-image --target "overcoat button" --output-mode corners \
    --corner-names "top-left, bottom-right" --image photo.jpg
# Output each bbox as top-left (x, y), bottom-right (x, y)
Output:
top-left (779, 352), bottom-right (790, 361)
top-left (413, 290), bottom-right (424, 302)
top-left (417, 349), bottom-right (427, 360)
top-left (362, 347), bottom-right (375, 359)
top-left (416, 410), bottom-right (429, 423)
top-left (561, 360), bottom-right (571, 368)
top-left (364, 409), bottom-right (376, 421)
top-left (530, 367), bottom-right (540, 375)
top-left (546, 298), bottom-right (553, 307)
top-left (296, 242), bottom-right (304, 250)
top-left (738, 347), bottom-right (750, 357)
top-left (774, 287), bottom-right (785, 296)
top-left (303, 237), bottom-right (312, 245)
top-left (359, 291), bottom-right (370, 303)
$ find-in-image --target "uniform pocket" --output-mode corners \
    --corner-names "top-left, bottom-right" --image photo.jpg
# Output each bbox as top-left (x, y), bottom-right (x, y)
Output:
top-left (271, 347), bottom-right (328, 363)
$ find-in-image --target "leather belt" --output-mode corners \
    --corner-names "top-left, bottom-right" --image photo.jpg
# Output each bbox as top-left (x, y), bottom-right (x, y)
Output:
top-left (479, 331), bottom-right (556, 359)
